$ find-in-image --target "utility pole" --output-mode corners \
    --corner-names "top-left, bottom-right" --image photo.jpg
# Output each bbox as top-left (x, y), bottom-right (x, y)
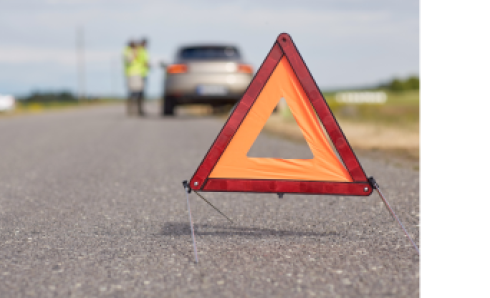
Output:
top-left (111, 58), bottom-right (115, 98)
top-left (77, 26), bottom-right (85, 101)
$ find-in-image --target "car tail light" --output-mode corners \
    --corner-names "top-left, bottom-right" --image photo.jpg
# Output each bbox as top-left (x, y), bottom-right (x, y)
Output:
top-left (167, 64), bottom-right (187, 74)
top-left (237, 64), bottom-right (253, 74)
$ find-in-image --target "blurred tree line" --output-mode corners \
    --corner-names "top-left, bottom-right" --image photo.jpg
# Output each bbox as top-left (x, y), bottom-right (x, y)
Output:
top-left (322, 75), bottom-right (419, 95)
top-left (378, 75), bottom-right (419, 91)
top-left (21, 91), bottom-right (77, 103)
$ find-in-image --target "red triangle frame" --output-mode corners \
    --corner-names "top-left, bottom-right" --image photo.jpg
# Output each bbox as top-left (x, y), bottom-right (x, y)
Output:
top-left (189, 33), bottom-right (373, 196)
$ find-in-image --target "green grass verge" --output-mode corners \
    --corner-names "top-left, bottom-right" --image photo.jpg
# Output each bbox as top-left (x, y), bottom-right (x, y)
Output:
top-left (1, 98), bottom-right (122, 116)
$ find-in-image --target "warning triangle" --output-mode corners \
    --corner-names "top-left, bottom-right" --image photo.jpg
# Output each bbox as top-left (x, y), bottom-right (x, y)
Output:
top-left (189, 33), bottom-right (372, 196)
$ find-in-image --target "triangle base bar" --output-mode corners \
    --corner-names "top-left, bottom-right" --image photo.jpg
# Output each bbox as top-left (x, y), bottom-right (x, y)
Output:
top-left (202, 179), bottom-right (372, 196)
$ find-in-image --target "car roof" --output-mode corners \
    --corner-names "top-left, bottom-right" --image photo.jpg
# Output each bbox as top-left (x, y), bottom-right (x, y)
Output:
top-left (177, 43), bottom-right (239, 50)
top-left (174, 44), bottom-right (243, 62)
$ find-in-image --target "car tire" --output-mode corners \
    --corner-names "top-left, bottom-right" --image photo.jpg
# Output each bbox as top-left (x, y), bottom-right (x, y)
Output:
top-left (162, 96), bottom-right (175, 116)
top-left (211, 105), bottom-right (227, 115)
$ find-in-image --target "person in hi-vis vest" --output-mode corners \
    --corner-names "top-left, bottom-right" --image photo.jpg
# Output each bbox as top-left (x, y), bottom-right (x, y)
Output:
top-left (123, 40), bottom-right (145, 116)
top-left (138, 38), bottom-right (150, 106)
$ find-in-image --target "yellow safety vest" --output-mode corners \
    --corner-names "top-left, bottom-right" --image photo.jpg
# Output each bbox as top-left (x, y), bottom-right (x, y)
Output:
top-left (138, 47), bottom-right (150, 77)
top-left (123, 47), bottom-right (145, 76)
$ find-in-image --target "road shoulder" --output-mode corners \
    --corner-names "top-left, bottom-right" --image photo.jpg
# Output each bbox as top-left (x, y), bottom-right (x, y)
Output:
top-left (263, 114), bottom-right (419, 171)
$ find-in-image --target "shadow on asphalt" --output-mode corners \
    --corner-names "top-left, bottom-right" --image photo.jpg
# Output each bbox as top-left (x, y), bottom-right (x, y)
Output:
top-left (160, 222), bottom-right (338, 238)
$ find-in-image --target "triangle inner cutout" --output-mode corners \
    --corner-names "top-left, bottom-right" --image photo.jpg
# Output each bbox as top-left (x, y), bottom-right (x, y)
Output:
top-left (208, 56), bottom-right (352, 182)
top-left (247, 98), bottom-right (314, 159)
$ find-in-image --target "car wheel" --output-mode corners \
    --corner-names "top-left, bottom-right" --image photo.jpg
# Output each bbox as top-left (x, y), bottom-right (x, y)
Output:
top-left (162, 96), bottom-right (175, 116)
top-left (211, 105), bottom-right (226, 115)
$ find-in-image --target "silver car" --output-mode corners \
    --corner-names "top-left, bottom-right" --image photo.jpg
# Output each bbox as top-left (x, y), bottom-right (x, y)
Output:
top-left (162, 44), bottom-right (253, 115)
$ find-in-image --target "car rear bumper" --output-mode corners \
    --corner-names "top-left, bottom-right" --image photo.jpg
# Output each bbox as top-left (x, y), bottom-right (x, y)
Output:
top-left (164, 73), bottom-right (252, 96)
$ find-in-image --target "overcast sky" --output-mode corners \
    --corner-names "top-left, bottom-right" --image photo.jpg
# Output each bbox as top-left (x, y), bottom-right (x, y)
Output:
top-left (0, 0), bottom-right (418, 97)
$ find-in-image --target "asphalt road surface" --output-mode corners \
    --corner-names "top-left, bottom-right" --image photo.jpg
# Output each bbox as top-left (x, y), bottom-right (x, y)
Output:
top-left (0, 104), bottom-right (419, 297)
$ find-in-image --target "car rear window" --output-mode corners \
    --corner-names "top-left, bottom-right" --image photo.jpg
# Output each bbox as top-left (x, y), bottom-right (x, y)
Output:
top-left (179, 46), bottom-right (241, 60)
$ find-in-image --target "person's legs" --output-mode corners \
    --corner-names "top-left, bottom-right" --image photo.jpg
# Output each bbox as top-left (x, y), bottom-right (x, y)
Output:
top-left (127, 75), bottom-right (143, 116)
top-left (126, 76), bottom-right (137, 116)
top-left (137, 91), bottom-right (144, 116)
top-left (127, 88), bottom-right (134, 116)
top-left (128, 92), bottom-right (138, 116)
top-left (137, 77), bottom-right (147, 116)
top-left (141, 77), bottom-right (147, 100)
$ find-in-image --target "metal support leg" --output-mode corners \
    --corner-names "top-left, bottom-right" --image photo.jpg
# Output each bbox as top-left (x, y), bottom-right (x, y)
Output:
top-left (194, 191), bottom-right (234, 224)
top-left (369, 177), bottom-right (420, 255)
top-left (183, 183), bottom-right (198, 263)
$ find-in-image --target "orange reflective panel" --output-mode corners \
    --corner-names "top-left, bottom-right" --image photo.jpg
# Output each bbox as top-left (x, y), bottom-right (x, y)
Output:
top-left (209, 56), bottom-right (352, 182)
